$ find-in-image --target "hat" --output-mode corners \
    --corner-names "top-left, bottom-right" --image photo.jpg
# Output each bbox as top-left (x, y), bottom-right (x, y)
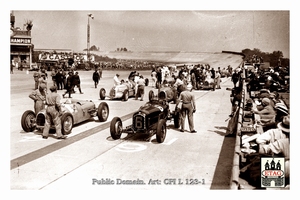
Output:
top-left (116, 74), bottom-right (120, 76)
top-left (275, 103), bottom-right (289, 115)
top-left (277, 115), bottom-right (290, 133)
top-left (261, 98), bottom-right (270, 106)
top-left (49, 85), bottom-right (57, 92)
top-left (269, 93), bottom-right (276, 98)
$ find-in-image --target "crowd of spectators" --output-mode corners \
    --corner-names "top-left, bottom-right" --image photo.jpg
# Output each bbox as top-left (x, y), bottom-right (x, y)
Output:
top-left (236, 61), bottom-right (290, 189)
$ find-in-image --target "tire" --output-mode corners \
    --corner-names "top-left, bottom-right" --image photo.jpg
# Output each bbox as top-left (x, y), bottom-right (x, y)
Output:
top-left (173, 110), bottom-right (180, 128)
top-left (97, 102), bottom-right (109, 122)
top-left (148, 90), bottom-right (154, 101)
top-left (21, 110), bottom-right (36, 132)
top-left (122, 89), bottom-right (129, 101)
top-left (110, 117), bottom-right (123, 140)
top-left (156, 119), bottom-right (167, 143)
top-left (145, 78), bottom-right (149, 86)
top-left (99, 88), bottom-right (106, 100)
top-left (61, 113), bottom-right (74, 135)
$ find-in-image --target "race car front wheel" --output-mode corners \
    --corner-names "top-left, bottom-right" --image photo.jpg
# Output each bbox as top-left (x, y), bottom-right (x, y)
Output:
top-left (98, 102), bottom-right (109, 122)
top-left (110, 117), bottom-right (123, 140)
top-left (61, 113), bottom-right (74, 135)
top-left (145, 78), bottom-right (149, 86)
top-left (21, 110), bottom-right (36, 132)
top-left (148, 90), bottom-right (154, 101)
top-left (99, 88), bottom-right (106, 100)
top-left (156, 119), bottom-right (166, 143)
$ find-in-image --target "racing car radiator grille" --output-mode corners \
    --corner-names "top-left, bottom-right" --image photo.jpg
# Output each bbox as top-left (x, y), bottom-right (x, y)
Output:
top-left (133, 113), bottom-right (146, 130)
top-left (36, 113), bottom-right (45, 126)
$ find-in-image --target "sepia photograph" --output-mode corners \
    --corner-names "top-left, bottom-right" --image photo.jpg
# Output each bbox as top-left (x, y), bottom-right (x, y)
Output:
top-left (4, 0), bottom-right (298, 198)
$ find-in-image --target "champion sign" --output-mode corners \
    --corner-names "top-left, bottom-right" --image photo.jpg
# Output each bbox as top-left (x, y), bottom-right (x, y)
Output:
top-left (11, 38), bottom-right (31, 44)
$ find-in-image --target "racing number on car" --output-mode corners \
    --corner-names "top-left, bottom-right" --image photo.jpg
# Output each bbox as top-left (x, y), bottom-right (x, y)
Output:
top-left (135, 116), bottom-right (144, 129)
top-left (154, 105), bottom-right (163, 111)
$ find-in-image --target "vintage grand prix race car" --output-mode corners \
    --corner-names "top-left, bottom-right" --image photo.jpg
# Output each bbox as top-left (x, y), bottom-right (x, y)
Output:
top-left (109, 91), bottom-right (180, 143)
top-left (148, 86), bottom-right (178, 103)
top-left (197, 77), bottom-right (215, 90)
top-left (99, 83), bottom-right (135, 101)
top-left (99, 75), bottom-right (149, 101)
top-left (21, 99), bottom-right (109, 135)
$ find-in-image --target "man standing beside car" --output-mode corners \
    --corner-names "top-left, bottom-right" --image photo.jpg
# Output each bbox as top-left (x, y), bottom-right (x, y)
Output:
top-left (135, 75), bottom-right (146, 101)
top-left (42, 86), bottom-right (67, 140)
top-left (29, 83), bottom-right (47, 114)
top-left (176, 84), bottom-right (197, 133)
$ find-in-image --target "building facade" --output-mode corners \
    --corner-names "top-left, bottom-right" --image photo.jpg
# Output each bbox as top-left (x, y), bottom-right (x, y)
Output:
top-left (10, 11), bottom-right (32, 69)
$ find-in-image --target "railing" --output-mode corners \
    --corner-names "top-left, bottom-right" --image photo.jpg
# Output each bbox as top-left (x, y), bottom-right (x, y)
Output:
top-left (229, 63), bottom-right (247, 189)
top-left (230, 78), bottom-right (246, 189)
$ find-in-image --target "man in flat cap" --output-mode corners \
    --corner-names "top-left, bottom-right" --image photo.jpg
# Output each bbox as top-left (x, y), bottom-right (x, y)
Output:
top-left (29, 83), bottom-right (47, 114)
top-left (42, 86), bottom-right (67, 140)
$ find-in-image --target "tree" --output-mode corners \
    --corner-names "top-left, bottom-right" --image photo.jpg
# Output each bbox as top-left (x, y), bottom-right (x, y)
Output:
top-left (83, 45), bottom-right (99, 51)
top-left (25, 20), bottom-right (33, 31)
top-left (241, 48), bottom-right (288, 67)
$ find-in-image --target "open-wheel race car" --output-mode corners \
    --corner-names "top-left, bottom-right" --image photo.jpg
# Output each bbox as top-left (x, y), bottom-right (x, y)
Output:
top-left (21, 99), bottom-right (109, 135)
top-left (197, 77), bottom-right (215, 90)
top-left (99, 83), bottom-right (136, 101)
top-left (109, 92), bottom-right (180, 143)
top-left (148, 86), bottom-right (178, 104)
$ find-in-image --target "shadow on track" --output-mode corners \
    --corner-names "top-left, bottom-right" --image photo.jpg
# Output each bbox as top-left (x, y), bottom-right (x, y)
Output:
top-left (210, 134), bottom-right (236, 189)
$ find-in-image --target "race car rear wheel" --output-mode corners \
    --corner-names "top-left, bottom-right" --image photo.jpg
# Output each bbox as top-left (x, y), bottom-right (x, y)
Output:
top-left (97, 102), bottom-right (109, 122)
top-left (148, 90), bottom-right (154, 101)
top-left (21, 110), bottom-right (36, 132)
top-left (61, 113), bottom-right (74, 135)
top-left (99, 88), bottom-right (106, 100)
top-left (122, 89), bottom-right (129, 101)
top-left (110, 117), bottom-right (123, 140)
top-left (156, 119), bottom-right (166, 143)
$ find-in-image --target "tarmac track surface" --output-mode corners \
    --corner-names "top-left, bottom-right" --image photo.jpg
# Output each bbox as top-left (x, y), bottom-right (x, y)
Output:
top-left (10, 55), bottom-right (242, 191)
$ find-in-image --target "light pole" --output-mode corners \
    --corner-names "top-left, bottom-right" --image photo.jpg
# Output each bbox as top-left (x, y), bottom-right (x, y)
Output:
top-left (87, 13), bottom-right (94, 64)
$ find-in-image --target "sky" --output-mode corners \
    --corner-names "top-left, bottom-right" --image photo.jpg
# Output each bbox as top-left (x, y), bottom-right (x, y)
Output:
top-left (9, 7), bottom-right (291, 58)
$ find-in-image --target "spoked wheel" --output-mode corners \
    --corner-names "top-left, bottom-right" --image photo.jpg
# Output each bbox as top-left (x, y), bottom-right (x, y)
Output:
top-left (110, 117), bottom-right (123, 140)
top-left (21, 110), bottom-right (36, 132)
top-left (97, 102), bottom-right (109, 122)
top-left (156, 119), bottom-right (166, 143)
top-left (61, 113), bottom-right (74, 135)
